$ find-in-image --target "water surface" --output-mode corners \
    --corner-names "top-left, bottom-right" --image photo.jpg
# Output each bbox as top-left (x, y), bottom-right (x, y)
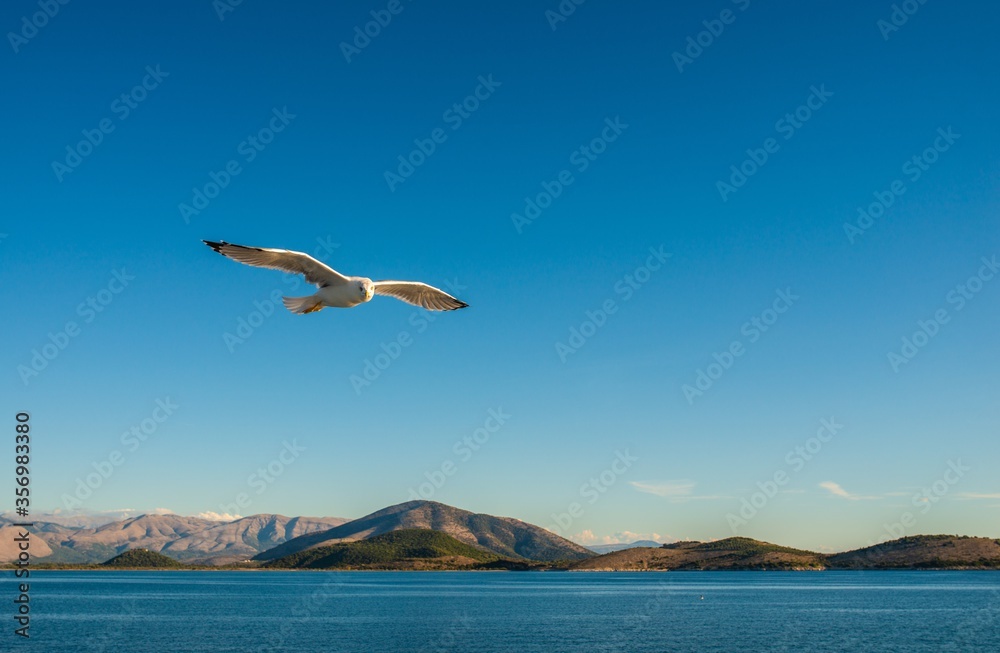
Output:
top-left (11, 571), bottom-right (999, 652)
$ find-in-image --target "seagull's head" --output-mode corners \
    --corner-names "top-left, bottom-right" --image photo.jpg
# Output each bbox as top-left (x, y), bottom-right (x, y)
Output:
top-left (358, 278), bottom-right (374, 302)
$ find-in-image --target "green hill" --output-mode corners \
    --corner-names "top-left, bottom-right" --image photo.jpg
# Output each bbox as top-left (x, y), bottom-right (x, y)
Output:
top-left (254, 500), bottom-right (593, 562)
top-left (692, 537), bottom-right (818, 557)
top-left (572, 535), bottom-right (1000, 571)
top-left (102, 548), bottom-right (183, 568)
top-left (572, 537), bottom-right (826, 571)
top-left (263, 529), bottom-right (501, 569)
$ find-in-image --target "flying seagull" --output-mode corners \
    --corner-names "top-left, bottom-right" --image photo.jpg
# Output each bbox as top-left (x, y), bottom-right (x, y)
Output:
top-left (203, 240), bottom-right (469, 314)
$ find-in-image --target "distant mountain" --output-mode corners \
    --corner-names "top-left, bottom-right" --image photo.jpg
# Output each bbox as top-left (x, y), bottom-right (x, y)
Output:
top-left (264, 529), bottom-right (502, 570)
top-left (0, 523), bottom-right (57, 561)
top-left (160, 514), bottom-right (348, 563)
top-left (828, 535), bottom-right (1000, 569)
top-left (0, 514), bottom-right (347, 564)
top-left (103, 548), bottom-right (182, 568)
top-left (0, 511), bottom-right (135, 529)
top-left (571, 536), bottom-right (1000, 571)
top-left (587, 540), bottom-right (664, 555)
top-left (255, 501), bottom-right (594, 562)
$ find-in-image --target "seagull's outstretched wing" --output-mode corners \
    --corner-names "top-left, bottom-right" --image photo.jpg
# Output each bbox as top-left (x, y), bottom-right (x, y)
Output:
top-left (373, 281), bottom-right (468, 311)
top-left (203, 240), bottom-right (348, 287)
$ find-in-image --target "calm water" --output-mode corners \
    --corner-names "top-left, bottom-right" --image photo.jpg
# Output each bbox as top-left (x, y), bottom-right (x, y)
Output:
top-left (7, 571), bottom-right (999, 652)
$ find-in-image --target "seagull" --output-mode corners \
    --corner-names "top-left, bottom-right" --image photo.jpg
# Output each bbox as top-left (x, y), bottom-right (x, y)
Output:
top-left (203, 240), bottom-right (469, 314)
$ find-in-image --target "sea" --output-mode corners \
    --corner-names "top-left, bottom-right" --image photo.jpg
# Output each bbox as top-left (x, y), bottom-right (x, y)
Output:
top-left (8, 571), bottom-right (999, 652)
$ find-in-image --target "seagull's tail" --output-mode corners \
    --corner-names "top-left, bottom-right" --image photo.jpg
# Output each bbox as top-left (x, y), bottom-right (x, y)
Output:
top-left (282, 295), bottom-right (322, 314)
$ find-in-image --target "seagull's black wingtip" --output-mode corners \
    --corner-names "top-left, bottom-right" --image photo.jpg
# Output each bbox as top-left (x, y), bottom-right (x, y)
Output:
top-left (202, 240), bottom-right (228, 254)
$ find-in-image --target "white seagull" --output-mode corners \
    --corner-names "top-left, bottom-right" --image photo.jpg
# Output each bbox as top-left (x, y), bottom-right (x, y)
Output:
top-left (203, 240), bottom-right (469, 314)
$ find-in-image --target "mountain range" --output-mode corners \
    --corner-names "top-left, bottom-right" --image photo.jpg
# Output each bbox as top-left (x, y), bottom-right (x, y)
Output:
top-left (587, 540), bottom-right (665, 555)
top-left (0, 513), bottom-right (346, 564)
top-left (4, 501), bottom-right (998, 570)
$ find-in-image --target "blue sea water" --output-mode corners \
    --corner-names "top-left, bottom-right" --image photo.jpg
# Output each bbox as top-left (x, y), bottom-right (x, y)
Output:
top-left (6, 571), bottom-right (999, 652)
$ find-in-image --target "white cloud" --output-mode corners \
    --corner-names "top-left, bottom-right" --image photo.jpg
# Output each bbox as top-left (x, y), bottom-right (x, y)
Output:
top-left (194, 511), bottom-right (242, 521)
top-left (571, 529), bottom-right (672, 546)
top-left (629, 480), bottom-right (731, 503)
top-left (819, 481), bottom-right (852, 498)
top-left (629, 480), bottom-right (695, 498)
top-left (818, 481), bottom-right (876, 500)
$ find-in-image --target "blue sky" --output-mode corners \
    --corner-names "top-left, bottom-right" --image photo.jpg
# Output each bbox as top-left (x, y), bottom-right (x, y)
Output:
top-left (1, 0), bottom-right (998, 552)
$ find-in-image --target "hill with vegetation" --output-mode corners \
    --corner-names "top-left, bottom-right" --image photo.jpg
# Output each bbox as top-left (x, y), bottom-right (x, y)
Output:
top-left (573, 538), bottom-right (826, 571)
top-left (827, 535), bottom-right (1000, 569)
top-left (571, 536), bottom-right (1000, 571)
top-left (102, 548), bottom-right (184, 568)
top-left (255, 501), bottom-right (593, 562)
top-left (263, 529), bottom-right (503, 570)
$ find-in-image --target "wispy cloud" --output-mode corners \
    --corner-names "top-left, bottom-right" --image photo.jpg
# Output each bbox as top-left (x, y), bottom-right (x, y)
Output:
top-left (630, 480), bottom-right (695, 498)
top-left (955, 492), bottom-right (1000, 500)
top-left (819, 481), bottom-right (853, 498)
top-left (629, 480), bottom-right (731, 503)
top-left (818, 481), bottom-right (877, 500)
top-left (103, 507), bottom-right (176, 517)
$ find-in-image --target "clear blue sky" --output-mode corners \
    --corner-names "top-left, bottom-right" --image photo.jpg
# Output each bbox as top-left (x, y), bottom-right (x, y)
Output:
top-left (2, 0), bottom-right (997, 552)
